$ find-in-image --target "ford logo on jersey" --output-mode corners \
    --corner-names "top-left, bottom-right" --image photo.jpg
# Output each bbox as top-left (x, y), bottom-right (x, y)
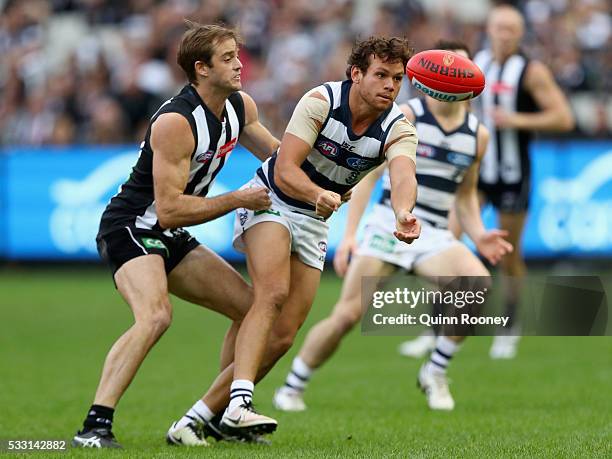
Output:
top-left (316, 139), bottom-right (339, 158)
top-left (447, 152), bottom-right (473, 168)
top-left (346, 157), bottom-right (376, 171)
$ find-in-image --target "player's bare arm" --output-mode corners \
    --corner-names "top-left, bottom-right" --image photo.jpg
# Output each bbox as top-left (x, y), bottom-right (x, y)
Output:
top-left (333, 164), bottom-right (385, 276)
top-left (238, 91), bottom-right (280, 160)
top-left (492, 61), bottom-right (575, 132)
top-left (387, 155), bottom-right (420, 243)
top-left (454, 125), bottom-right (512, 264)
top-left (151, 113), bottom-right (271, 228)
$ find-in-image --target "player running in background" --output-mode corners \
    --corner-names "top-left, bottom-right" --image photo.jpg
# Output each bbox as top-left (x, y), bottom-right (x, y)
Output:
top-left (273, 41), bottom-right (512, 412)
top-left (169, 37), bottom-right (420, 440)
top-left (72, 21), bottom-right (279, 448)
top-left (470, 4), bottom-right (574, 359)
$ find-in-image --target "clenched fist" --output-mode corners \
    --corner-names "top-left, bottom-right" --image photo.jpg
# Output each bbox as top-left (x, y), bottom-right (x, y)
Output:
top-left (236, 186), bottom-right (272, 211)
top-left (315, 190), bottom-right (342, 219)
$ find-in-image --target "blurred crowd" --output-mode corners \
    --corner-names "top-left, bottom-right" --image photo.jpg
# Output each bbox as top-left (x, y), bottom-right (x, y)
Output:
top-left (0, 0), bottom-right (610, 147)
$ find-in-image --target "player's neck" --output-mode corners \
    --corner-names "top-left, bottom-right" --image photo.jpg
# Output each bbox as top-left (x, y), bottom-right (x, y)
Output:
top-left (192, 83), bottom-right (232, 121)
top-left (348, 86), bottom-right (385, 135)
top-left (425, 97), bottom-right (466, 129)
top-left (493, 48), bottom-right (518, 64)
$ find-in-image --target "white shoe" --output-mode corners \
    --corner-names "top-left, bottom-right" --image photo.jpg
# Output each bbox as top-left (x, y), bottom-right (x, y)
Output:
top-left (489, 334), bottom-right (521, 360)
top-left (398, 334), bottom-right (436, 358)
top-left (166, 420), bottom-right (209, 446)
top-left (417, 364), bottom-right (455, 411)
top-left (273, 387), bottom-right (307, 412)
top-left (220, 403), bottom-right (277, 437)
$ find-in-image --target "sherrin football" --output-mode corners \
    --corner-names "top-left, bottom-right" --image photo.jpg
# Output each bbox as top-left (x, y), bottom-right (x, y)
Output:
top-left (406, 49), bottom-right (485, 102)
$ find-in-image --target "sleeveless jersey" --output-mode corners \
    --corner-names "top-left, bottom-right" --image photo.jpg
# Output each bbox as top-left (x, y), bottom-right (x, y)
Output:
top-left (257, 80), bottom-right (406, 217)
top-left (379, 98), bottom-right (479, 229)
top-left (473, 49), bottom-right (537, 185)
top-left (99, 85), bottom-right (245, 235)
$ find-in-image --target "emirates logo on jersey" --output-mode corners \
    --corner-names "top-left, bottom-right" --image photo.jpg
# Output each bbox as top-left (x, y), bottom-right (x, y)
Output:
top-left (217, 138), bottom-right (238, 158)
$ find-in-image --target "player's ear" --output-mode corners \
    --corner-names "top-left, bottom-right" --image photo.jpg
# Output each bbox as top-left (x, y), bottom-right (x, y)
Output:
top-left (195, 61), bottom-right (210, 79)
top-left (351, 66), bottom-right (363, 84)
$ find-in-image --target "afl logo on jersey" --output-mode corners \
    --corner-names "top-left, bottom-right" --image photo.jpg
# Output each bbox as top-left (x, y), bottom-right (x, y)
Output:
top-left (346, 157), bottom-right (376, 171)
top-left (316, 139), bottom-right (339, 158)
top-left (416, 144), bottom-right (435, 158)
top-left (195, 150), bottom-right (215, 163)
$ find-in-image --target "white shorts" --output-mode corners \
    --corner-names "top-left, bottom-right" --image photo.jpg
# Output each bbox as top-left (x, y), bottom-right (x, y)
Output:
top-left (233, 175), bottom-right (330, 271)
top-left (357, 204), bottom-right (460, 271)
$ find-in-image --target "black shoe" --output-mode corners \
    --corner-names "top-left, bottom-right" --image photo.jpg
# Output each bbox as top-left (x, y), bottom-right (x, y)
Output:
top-left (72, 427), bottom-right (122, 448)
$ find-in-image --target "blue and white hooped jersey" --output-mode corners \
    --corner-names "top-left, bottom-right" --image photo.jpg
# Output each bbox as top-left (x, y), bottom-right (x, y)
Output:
top-left (257, 80), bottom-right (407, 218)
top-left (380, 98), bottom-right (479, 229)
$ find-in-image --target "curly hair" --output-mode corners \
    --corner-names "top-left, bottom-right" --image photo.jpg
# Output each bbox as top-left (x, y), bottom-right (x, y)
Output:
top-left (345, 36), bottom-right (414, 79)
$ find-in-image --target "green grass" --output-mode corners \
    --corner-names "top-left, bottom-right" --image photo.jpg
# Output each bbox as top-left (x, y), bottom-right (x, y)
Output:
top-left (0, 267), bottom-right (611, 458)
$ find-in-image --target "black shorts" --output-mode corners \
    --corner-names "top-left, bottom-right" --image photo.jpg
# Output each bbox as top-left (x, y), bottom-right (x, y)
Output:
top-left (96, 226), bottom-right (200, 278)
top-left (478, 177), bottom-right (531, 213)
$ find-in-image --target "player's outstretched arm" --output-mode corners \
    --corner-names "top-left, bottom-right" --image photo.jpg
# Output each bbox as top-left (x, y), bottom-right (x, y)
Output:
top-left (238, 91), bottom-right (280, 161)
top-left (454, 125), bottom-right (512, 265)
top-left (388, 156), bottom-right (420, 244)
top-left (333, 164), bottom-right (384, 276)
top-left (151, 113), bottom-right (271, 229)
top-left (492, 61), bottom-right (575, 132)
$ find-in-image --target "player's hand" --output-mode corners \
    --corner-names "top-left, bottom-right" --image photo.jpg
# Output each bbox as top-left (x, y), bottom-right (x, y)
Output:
top-left (333, 236), bottom-right (357, 277)
top-left (491, 106), bottom-right (517, 129)
top-left (236, 186), bottom-right (272, 211)
top-left (394, 211), bottom-right (421, 244)
top-left (475, 229), bottom-right (513, 265)
top-left (315, 190), bottom-right (342, 219)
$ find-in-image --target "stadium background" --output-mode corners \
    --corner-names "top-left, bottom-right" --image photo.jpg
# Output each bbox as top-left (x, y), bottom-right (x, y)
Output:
top-left (1, 0), bottom-right (610, 456)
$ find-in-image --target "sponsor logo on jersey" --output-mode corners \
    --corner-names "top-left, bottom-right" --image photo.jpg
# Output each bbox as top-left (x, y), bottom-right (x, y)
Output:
top-left (318, 241), bottom-right (327, 253)
top-left (418, 58), bottom-right (474, 78)
top-left (141, 237), bottom-right (169, 257)
top-left (416, 144), bottom-right (436, 158)
top-left (411, 77), bottom-right (473, 102)
top-left (447, 152), bottom-right (473, 167)
top-left (346, 157), bottom-right (376, 171)
top-left (340, 141), bottom-right (356, 152)
top-left (217, 138), bottom-right (238, 158)
top-left (195, 150), bottom-right (215, 163)
top-left (490, 81), bottom-right (514, 94)
top-left (316, 139), bottom-right (339, 158)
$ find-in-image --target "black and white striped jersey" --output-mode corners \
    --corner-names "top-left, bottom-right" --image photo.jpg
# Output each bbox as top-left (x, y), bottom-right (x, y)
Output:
top-left (473, 49), bottom-right (537, 186)
top-left (98, 85), bottom-right (245, 236)
top-left (380, 98), bottom-right (479, 229)
top-left (256, 80), bottom-right (406, 218)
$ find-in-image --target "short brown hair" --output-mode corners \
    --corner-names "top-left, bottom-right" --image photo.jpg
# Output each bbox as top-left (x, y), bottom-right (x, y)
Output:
top-left (346, 36), bottom-right (413, 79)
top-left (177, 20), bottom-right (242, 84)
top-left (433, 39), bottom-right (472, 59)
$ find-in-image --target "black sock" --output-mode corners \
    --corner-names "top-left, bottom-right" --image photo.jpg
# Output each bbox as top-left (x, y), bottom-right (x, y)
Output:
top-left (82, 404), bottom-right (114, 432)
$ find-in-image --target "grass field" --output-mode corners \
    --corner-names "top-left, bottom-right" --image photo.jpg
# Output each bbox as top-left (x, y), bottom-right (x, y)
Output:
top-left (1, 267), bottom-right (611, 458)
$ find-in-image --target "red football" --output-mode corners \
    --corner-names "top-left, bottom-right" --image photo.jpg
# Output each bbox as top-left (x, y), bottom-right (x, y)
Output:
top-left (406, 49), bottom-right (485, 101)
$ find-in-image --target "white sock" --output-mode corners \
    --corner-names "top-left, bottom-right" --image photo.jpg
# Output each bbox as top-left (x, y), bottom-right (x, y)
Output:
top-left (176, 399), bottom-right (214, 429)
top-left (426, 336), bottom-right (460, 375)
top-left (283, 356), bottom-right (313, 393)
top-left (228, 379), bottom-right (254, 412)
